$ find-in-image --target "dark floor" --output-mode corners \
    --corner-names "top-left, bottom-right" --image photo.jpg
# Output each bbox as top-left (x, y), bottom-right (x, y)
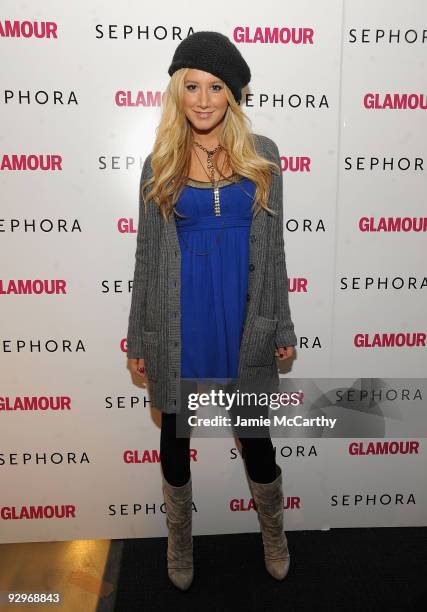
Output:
top-left (110, 527), bottom-right (427, 612)
top-left (1, 527), bottom-right (425, 611)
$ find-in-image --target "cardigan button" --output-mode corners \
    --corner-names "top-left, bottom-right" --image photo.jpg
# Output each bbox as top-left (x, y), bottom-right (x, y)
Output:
top-left (246, 293), bottom-right (250, 301)
top-left (250, 234), bottom-right (256, 242)
top-left (249, 264), bottom-right (255, 271)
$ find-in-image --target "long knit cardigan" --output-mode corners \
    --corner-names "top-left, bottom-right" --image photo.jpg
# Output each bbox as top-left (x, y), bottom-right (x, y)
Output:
top-left (126, 133), bottom-right (297, 414)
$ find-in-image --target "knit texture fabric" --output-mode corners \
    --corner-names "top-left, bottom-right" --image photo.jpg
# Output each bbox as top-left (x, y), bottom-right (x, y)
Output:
top-left (168, 31), bottom-right (251, 103)
top-left (126, 133), bottom-right (298, 413)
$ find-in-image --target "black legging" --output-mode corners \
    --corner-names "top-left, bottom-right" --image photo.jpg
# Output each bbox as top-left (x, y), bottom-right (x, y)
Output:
top-left (160, 411), bottom-right (277, 486)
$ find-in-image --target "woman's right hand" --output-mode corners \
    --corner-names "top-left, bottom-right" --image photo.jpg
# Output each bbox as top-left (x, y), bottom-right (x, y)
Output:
top-left (128, 358), bottom-right (147, 381)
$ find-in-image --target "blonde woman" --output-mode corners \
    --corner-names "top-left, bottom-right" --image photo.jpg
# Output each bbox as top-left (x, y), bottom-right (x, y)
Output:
top-left (127, 31), bottom-right (297, 591)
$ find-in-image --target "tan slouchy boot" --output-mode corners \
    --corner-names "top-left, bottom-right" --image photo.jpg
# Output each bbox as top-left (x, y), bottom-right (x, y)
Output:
top-left (247, 463), bottom-right (291, 580)
top-left (161, 472), bottom-right (194, 590)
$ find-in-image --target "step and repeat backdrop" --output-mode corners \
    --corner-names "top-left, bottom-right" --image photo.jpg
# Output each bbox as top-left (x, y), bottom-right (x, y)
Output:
top-left (1, 0), bottom-right (426, 544)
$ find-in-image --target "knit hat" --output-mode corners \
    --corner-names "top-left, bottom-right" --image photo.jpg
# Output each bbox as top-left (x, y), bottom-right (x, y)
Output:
top-left (168, 31), bottom-right (251, 104)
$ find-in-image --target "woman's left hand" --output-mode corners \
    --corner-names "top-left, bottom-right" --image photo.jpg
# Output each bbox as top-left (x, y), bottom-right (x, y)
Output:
top-left (275, 345), bottom-right (295, 360)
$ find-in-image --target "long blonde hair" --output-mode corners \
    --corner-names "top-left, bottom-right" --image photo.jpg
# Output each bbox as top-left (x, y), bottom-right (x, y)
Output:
top-left (141, 67), bottom-right (280, 221)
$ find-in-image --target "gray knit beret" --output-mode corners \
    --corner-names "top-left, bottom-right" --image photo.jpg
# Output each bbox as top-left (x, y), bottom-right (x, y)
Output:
top-left (168, 31), bottom-right (251, 104)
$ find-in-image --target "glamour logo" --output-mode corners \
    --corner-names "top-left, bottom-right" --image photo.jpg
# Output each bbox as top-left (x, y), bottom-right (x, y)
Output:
top-left (349, 441), bottom-right (420, 455)
top-left (348, 28), bottom-right (427, 44)
top-left (288, 277), bottom-right (304, 292)
top-left (124, 450), bottom-right (160, 463)
top-left (0, 280), bottom-right (67, 294)
top-left (118, 218), bottom-right (138, 234)
top-left (0, 505), bottom-right (75, 520)
top-left (233, 26), bottom-right (314, 44)
top-left (1, 155), bottom-right (62, 171)
top-left (364, 93), bottom-right (427, 109)
top-left (229, 496), bottom-right (300, 511)
top-left (115, 90), bottom-right (164, 107)
top-left (331, 493), bottom-right (415, 506)
top-left (0, 20), bottom-right (57, 38)
top-left (0, 396), bottom-right (71, 411)
top-left (354, 333), bottom-right (426, 348)
top-left (123, 449), bottom-right (198, 463)
top-left (280, 156), bottom-right (311, 172)
top-left (359, 217), bottom-right (427, 232)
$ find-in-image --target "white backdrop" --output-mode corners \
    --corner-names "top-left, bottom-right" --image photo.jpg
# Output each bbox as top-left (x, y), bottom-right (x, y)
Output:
top-left (1, 0), bottom-right (426, 544)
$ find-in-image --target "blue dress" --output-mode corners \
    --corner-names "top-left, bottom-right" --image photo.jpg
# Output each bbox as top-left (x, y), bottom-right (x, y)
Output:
top-left (175, 175), bottom-right (256, 381)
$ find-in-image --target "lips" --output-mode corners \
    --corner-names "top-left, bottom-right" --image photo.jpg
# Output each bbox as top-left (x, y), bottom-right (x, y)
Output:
top-left (195, 111), bottom-right (213, 118)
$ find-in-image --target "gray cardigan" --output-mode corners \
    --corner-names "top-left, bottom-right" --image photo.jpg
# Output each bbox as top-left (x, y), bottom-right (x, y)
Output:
top-left (126, 133), bottom-right (297, 414)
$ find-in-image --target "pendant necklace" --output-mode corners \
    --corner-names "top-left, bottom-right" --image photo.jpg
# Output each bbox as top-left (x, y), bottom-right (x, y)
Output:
top-left (192, 141), bottom-right (225, 216)
top-left (177, 142), bottom-right (229, 256)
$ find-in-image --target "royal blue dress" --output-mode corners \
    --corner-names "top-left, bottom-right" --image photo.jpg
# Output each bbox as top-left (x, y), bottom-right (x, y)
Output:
top-left (175, 175), bottom-right (256, 381)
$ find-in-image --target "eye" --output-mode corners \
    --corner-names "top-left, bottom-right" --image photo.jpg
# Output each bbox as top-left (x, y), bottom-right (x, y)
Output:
top-left (185, 84), bottom-right (223, 92)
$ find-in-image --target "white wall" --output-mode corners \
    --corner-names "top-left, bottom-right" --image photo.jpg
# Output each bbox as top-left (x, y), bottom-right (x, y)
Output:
top-left (1, 0), bottom-right (426, 543)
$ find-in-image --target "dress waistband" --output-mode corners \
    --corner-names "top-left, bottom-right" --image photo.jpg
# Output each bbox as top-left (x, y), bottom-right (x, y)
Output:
top-left (176, 214), bottom-right (252, 232)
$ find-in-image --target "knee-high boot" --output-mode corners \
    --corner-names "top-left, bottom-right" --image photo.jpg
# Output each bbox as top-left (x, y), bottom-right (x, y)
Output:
top-left (247, 463), bottom-right (290, 580)
top-left (161, 471), bottom-right (194, 591)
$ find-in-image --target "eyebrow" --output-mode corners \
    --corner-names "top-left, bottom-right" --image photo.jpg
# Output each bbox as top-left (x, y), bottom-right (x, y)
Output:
top-left (184, 79), bottom-right (222, 84)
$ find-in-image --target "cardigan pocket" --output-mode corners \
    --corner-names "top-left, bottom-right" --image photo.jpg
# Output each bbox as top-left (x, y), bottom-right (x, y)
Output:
top-left (142, 330), bottom-right (159, 381)
top-left (245, 315), bottom-right (278, 367)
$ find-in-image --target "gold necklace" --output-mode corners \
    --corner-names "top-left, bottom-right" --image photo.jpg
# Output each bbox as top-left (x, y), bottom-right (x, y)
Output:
top-left (192, 141), bottom-right (227, 216)
top-left (177, 145), bottom-right (229, 256)
top-left (177, 143), bottom-right (252, 256)
top-left (191, 143), bottom-right (255, 203)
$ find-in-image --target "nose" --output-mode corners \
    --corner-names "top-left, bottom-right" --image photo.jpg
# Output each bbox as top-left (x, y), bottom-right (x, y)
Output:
top-left (197, 87), bottom-right (210, 108)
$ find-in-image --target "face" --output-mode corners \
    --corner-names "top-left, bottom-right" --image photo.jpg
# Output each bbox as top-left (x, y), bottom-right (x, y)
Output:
top-left (182, 69), bottom-right (229, 134)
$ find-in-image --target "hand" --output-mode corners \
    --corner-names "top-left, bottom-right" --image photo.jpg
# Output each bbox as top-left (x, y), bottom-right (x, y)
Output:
top-left (275, 346), bottom-right (295, 360)
top-left (128, 358), bottom-right (147, 381)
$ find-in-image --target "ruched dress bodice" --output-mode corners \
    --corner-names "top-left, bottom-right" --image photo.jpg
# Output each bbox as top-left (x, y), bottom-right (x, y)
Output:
top-left (175, 175), bottom-right (256, 381)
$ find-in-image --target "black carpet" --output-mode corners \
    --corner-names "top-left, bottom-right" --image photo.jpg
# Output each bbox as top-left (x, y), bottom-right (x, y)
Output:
top-left (110, 527), bottom-right (427, 611)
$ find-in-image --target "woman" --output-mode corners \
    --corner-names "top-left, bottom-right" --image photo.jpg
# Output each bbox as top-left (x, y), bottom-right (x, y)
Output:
top-left (126, 31), bottom-right (297, 591)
